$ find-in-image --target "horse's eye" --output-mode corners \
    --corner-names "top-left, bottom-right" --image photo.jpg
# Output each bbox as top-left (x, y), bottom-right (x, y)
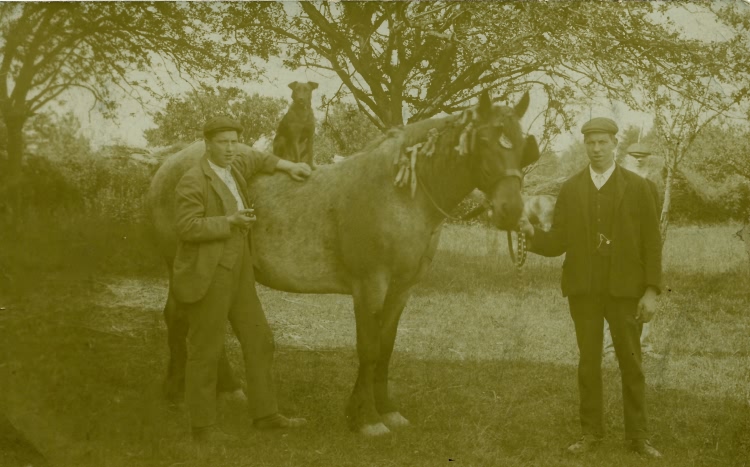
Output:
top-left (499, 134), bottom-right (513, 149)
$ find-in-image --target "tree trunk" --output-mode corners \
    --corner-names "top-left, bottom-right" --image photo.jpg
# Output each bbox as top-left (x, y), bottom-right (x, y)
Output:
top-left (1, 113), bottom-right (27, 220)
top-left (659, 164), bottom-right (674, 245)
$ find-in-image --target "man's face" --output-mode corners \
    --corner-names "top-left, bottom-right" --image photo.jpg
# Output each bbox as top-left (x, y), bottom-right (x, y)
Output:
top-left (584, 132), bottom-right (617, 171)
top-left (206, 130), bottom-right (239, 168)
top-left (627, 154), bottom-right (648, 172)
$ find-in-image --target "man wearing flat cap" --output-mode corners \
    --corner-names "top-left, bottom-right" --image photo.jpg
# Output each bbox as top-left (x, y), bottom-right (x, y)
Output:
top-left (520, 117), bottom-right (663, 458)
top-left (173, 116), bottom-right (312, 443)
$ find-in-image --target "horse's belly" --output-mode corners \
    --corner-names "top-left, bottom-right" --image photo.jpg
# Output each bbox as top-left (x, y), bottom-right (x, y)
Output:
top-left (250, 172), bottom-right (351, 294)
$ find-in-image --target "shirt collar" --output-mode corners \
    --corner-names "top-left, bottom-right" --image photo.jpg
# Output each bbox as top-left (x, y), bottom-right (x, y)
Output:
top-left (590, 162), bottom-right (616, 183)
top-left (207, 157), bottom-right (231, 179)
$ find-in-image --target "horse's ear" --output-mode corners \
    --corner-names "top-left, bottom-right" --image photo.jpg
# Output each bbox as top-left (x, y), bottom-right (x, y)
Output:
top-left (514, 91), bottom-right (530, 119)
top-left (521, 135), bottom-right (540, 168)
top-left (288, 81), bottom-right (298, 90)
top-left (477, 90), bottom-right (493, 120)
top-left (309, 82), bottom-right (319, 90)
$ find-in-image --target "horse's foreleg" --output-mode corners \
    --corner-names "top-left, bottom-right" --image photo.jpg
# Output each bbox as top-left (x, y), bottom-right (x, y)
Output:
top-left (347, 275), bottom-right (390, 437)
top-left (375, 287), bottom-right (412, 429)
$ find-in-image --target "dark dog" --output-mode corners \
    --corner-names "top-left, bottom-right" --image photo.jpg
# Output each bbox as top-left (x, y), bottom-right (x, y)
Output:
top-left (273, 81), bottom-right (318, 169)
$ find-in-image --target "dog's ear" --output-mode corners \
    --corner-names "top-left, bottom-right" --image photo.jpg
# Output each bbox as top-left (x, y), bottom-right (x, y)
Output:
top-left (288, 81), bottom-right (298, 90)
top-left (309, 82), bottom-right (319, 90)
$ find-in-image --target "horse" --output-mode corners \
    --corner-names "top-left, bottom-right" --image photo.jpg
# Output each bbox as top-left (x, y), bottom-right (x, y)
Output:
top-left (146, 90), bottom-right (540, 436)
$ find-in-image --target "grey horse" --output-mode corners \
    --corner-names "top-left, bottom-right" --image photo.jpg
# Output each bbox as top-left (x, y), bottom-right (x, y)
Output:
top-left (146, 91), bottom-right (540, 436)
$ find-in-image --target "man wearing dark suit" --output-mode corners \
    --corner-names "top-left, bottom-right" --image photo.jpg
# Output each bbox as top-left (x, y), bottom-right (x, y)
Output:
top-left (173, 116), bottom-right (311, 443)
top-left (604, 143), bottom-right (664, 357)
top-left (520, 118), bottom-right (663, 458)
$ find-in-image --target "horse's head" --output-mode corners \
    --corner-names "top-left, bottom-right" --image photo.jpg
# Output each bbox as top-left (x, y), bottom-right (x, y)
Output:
top-left (289, 81), bottom-right (319, 110)
top-left (466, 91), bottom-right (539, 231)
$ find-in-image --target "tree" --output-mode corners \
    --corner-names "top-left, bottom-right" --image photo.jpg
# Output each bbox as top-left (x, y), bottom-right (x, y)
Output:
top-left (230, 2), bottom-right (741, 133)
top-left (646, 80), bottom-right (749, 241)
top-left (634, 2), bottom-right (750, 242)
top-left (145, 85), bottom-right (288, 147)
top-left (0, 2), bottom-right (277, 214)
top-left (25, 111), bottom-right (92, 160)
top-left (678, 122), bottom-right (750, 222)
top-left (318, 101), bottom-right (381, 157)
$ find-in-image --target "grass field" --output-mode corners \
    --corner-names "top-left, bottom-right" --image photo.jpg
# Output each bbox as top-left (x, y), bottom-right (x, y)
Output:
top-left (1, 223), bottom-right (749, 467)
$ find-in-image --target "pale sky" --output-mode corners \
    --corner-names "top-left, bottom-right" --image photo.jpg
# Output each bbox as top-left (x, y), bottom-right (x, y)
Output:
top-left (60, 1), bottom-right (745, 153)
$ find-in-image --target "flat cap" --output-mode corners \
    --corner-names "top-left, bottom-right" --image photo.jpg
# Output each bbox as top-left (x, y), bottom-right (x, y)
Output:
top-left (626, 142), bottom-right (651, 158)
top-left (203, 116), bottom-right (243, 138)
top-left (581, 117), bottom-right (618, 135)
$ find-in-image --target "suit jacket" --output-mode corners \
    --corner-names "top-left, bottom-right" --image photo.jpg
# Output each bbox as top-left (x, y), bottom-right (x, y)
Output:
top-left (645, 178), bottom-right (662, 215)
top-left (530, 165), bottom-right (662, 298)
top-left (172, 151), bottom-right (280, 303)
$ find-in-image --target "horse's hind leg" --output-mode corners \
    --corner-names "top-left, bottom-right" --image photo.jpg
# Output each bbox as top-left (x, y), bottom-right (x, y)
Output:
top-left (347, 275), bottom-right (390, 437)
top-left (164, 292), bottom-right (187, 404)
top-left (375, 286), bottom-right (412, 429)
top-left (164, 291), bottom-right (241, 404)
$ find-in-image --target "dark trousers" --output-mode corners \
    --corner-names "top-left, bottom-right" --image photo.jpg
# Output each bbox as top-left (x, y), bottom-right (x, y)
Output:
top-left (568, 294), bottom-right (647, 440)
top-left (185, 242), bottom-right (278, 428)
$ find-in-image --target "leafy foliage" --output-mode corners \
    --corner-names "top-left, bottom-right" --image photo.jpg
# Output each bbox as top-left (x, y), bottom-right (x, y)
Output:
top-left (318, 101), bottom-right (382, 157)
top-left (676, 122), bottom-right (750, 221)
top-left (0, 2), bottom-right (279, 213)
top-left (25, 111), bottom-right (93, 160)
top-left (145, 85), bottom-right (288, 147)
top-left (230, 2), bottom-right (750, 132)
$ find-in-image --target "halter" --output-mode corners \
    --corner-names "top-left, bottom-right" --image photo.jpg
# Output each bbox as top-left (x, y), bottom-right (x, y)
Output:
top-left (457, 116), bottom-right (524, 191)
top-left (393, 114), bottom-right (524, 224)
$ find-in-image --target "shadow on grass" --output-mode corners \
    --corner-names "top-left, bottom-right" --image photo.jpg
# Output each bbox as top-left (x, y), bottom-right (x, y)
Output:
top-left (0, 413), bottom-right (49, 467)
top-left (2, 279), bottom-right (747, 467)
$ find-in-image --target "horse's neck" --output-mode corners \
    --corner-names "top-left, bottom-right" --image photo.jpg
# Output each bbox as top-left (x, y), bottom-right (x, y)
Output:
top-left (416, 144), bottom-right (476, 219)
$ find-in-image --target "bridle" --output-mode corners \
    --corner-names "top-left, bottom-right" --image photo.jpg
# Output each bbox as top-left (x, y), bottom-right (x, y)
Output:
top-left (456, 120), bottom-right (529, 268)
top-left (395, 115), bottom-right (527, 255)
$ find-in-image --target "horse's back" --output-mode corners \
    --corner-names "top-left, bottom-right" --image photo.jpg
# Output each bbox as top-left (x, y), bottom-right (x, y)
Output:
top-left (147, 141), bottom-right (206, 259)
top-left (249, 147), bottom-right (400, 293)
top-left (149, 132), bottom-right (439, 294)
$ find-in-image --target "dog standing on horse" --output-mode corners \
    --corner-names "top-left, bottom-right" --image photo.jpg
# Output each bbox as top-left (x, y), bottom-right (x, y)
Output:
top-left (273, 81), bottom-right (318, 169)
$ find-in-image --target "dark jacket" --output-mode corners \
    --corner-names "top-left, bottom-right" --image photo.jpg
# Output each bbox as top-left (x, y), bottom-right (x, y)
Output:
top-left (172, 151), bottom-right (279, 303)
top-left (529, 165), bottom-right (662, 298)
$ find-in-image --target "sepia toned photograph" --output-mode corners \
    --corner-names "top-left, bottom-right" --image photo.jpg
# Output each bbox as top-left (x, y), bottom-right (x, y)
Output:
top-left (0, 1), bottom-right (749, 466)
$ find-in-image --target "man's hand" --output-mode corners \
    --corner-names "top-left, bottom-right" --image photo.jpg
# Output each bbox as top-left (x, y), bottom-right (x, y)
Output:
top-left (227, 208), bottom-right (256, 229)
top-left (276, 159), bottom-right (312, 181)
top-left (636, 288), bottom-right (659, 323)
top-left (289, 162), bottom-right (312, 181)
top-left (518, 216), bottom-right (535, 237)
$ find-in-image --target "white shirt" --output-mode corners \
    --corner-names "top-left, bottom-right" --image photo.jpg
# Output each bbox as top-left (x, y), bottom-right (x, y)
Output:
top-left (589, 162), bottom-right (616, 190)
top-left (207, 158), bottom-right (246, 210)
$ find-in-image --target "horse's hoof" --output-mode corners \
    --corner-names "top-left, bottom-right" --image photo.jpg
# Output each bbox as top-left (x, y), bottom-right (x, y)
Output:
top-left (382, 412), bottom-right (410, 429)
top-left (360, 422), bottom-right (390, 437)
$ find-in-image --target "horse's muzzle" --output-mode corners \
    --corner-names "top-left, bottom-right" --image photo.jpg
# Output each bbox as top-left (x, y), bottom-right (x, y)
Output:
top-left (487, 176), bottom-right (524, 231)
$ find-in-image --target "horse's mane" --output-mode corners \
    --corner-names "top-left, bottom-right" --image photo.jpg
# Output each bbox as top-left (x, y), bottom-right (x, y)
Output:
top-left (355, 114), bottom-right (462, 163)
top-left (361, 105), bottom-right (522, 158)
